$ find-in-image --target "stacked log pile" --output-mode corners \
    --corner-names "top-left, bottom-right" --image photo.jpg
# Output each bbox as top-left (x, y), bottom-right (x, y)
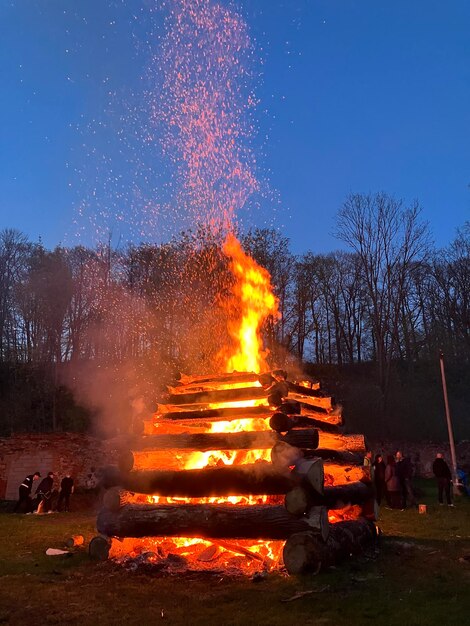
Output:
top-left (92, 371), bottom-right (378, 574)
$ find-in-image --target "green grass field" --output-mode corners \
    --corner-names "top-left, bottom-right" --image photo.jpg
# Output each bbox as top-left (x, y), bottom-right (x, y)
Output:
top-left (0, 480), bottom-right (469, 626)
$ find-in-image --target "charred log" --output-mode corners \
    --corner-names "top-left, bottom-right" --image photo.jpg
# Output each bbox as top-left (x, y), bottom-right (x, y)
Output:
top-left (165, 386), bottom-right (335, 411)
top-left (154, 405), bottom-right (272, 423)
top-left (287, 382), bottom-right (328, 398)
top-left (100, 460), bottom-right (324, 498)
top-left (89, 536), bottom-right (111, 561)
top-left (167, 386), bottom-right (267, 405)
top-left (128, 428), bottom-right (319, 453)
top-left (97, 503), bottom-right (330, 541)
top-left (285, 482), bottom-right (375, 517)
top-left (283, 519), bottom-right (377, 574)
top-left (175, 372), bottom-right (261, 386)
top-left (168, 374), bottom-right (261, 394)
top-left (317, 432), bottom-right (365, 453)
top-left (121, 428), bottom-right (320, 472)
top-left (286, 393), bottom-right (334, 412)
top-left (303, 449), bottom-right (363, 466)
top-left (269, 413), bottom-right (340, 434)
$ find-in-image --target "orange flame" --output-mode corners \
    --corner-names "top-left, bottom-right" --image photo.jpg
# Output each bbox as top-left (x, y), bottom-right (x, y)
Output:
top-left (120, 236), bottom-right (286, 571)
top-left (220, 233), bottom-right (278, 373)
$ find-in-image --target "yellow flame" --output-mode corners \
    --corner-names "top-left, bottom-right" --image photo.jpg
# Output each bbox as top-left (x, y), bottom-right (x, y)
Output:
top-left (221, 233), bottom-right (278, 373)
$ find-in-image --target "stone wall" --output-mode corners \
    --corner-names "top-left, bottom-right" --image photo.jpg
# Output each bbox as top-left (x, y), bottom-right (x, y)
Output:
top-left (0, 433), bottom-right (119, 500)
top-left (1, 432), bottom-right (469, 500)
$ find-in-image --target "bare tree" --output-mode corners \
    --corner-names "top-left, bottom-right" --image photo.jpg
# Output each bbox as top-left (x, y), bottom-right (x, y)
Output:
top-left (335, 193), bottom-right (431, 411)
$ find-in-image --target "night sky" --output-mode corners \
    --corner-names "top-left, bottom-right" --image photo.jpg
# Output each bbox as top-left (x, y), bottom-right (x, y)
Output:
top-left (1, 0), bottom-right (469, 254)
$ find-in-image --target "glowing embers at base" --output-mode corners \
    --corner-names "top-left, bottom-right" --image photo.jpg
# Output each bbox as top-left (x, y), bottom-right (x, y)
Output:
top-left (110, 536), bottom-right (285, 575)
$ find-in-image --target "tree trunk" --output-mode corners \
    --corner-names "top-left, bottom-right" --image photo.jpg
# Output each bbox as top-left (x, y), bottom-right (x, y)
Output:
top-left (97, 503), bottom-right (330, 541)
top-left (283, 519), bottom-right (377, 574)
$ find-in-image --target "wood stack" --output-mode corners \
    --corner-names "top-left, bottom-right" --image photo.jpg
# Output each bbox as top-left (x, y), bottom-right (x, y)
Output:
top-left (92, 371), bottom-right (378, 574)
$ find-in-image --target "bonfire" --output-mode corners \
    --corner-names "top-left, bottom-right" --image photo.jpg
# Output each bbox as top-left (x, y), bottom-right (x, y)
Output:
top-left (90, 235), bottom-right (378, 575)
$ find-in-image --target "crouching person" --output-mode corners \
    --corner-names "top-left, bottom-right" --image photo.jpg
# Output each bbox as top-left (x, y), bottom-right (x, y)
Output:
top-left (13, 472), bottom-right (41, 513)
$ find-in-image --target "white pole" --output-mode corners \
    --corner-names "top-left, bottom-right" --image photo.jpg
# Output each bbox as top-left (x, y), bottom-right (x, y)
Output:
top-left (439, 351), bottom-right (459, 490)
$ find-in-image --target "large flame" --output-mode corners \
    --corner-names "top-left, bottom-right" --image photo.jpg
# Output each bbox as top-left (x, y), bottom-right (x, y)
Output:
top-left (221, 233), bottom-right (278, 373)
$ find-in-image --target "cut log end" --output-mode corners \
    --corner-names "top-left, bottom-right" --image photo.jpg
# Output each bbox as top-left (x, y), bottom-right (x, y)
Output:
top-left (282, 532), bottom-right (321, 575)
top-left (89, 536), bottom-right (111, 561)
top-left (118, 450), bottom-right (135, 473)
top-left (283, 519), bottom-right (378, 575)
top-left (103, 486), bottom-right (127, 513)
top-left (285, 486), bottom-right (310, 517)
top-left (295, 457), bottom-right (325, 496)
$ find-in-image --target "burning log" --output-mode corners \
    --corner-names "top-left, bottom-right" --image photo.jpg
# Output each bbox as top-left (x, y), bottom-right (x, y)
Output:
top-left (97, 502), bottom-right (330, 541)
top-left (101, 460), bottom-right (325, 498)
top-left (126, 428), bottom-right (319, 454)
top-left (137, 408), bottom-right (340, 435)
top-left (284, 482), bottom-right (375, 517)
top-left (269, 413), bottom-right (341, 434)
top-left (292, 378), bottom-right (320, 391)
top-left (270, 441), bottom-right (362, 473)
top-left (301, 407), bottom-right (343, 426)
top-left (176, 372), bottom-right (261, 386)
top-left (269, 413), bottom-right (366, 455)
top-left (287, 381), bottom-right (329, 398)
top-left (318, 432), bottom-right (365, 454)
top-left (282, 519), bottom-right (377, 574)
top-left (287, 393), bottom-right (334, 412)
top-left (167, 386), bottom-right (267, 405)
top-left (119, 429), bottom-right (320, 472)
top-left (303, 449), bottom-right (363, 466)
top-left (165, 386), bottom-right (335, 411)
top-left (149, 405), bottom-right (271, 423)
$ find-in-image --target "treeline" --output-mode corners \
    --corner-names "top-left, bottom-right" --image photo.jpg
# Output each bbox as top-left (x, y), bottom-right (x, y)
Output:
top-left (0, 193), bottom-right (468, 439)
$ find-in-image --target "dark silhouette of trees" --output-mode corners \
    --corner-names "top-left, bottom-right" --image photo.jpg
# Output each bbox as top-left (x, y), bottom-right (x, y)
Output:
top-left (0, 210), bottom-right (468, 439)
top-left (335, 193), bottom-right (431, 411)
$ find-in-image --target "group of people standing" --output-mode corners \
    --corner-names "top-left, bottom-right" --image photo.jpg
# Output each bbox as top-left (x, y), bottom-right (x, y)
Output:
top-left (365, 450), bottom-right (416, 509)
top-left (13, 471), bottom-right (74, 514)
top-left (365, 450), bottom-right (455, 509)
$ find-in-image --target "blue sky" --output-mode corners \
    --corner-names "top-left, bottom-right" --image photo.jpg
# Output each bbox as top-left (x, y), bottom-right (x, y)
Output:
top-left (1, 0), bottom-right (469, 254)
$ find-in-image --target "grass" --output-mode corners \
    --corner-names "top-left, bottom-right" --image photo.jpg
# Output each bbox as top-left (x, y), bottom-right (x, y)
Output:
top-left (0, 480), bottom-right (469, 626)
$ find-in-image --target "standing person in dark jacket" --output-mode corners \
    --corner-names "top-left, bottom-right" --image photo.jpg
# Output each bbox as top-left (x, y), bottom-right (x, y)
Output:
top-left (13, 472), bottom-right (41, 513)
top-left (34, 472), bottom-right (55, 513)
top-left (385, 456), bottom-right (401, 508)
top-left (373, 454), bottom-right (387, 505)
top-left (432, 453), bottom-right (454, 506)
top-left (395, 450), bottom-right (416, 509)
top-left (56, 473), bottom-right (74, 512)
